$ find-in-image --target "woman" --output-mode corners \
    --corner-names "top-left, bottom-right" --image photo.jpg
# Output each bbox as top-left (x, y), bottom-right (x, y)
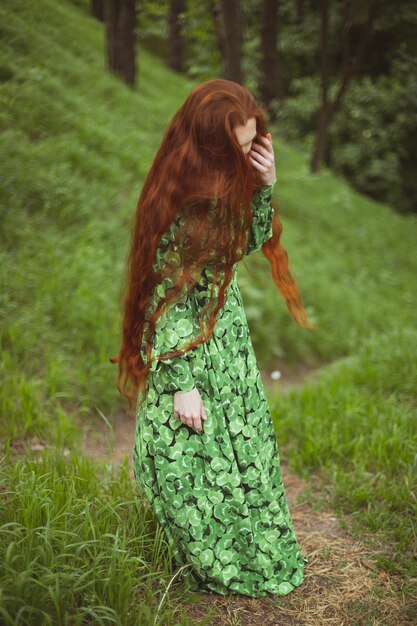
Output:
top-left (111, 79), bottom-right (315, 597)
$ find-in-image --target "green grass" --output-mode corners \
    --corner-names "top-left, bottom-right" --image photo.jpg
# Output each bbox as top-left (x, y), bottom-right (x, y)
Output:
top-left (0, 0), bottom-right (416, 622)
top-left (0, 0), bottom-right (198, 441)
top-left (271, 325), bottom-right (417, 582)
top-left (0, 450), bottom-right (213, 625)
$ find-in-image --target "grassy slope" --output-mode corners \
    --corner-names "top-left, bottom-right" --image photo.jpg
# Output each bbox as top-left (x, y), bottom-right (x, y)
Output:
top-left (0, 0), bottom-right (198, 439)
top-left (0, 0), bottom-right (415, 429)
top-left (0, 0), bottom-right (416, 619)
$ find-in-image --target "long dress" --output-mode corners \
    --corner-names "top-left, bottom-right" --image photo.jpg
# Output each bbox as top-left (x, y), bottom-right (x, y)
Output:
top-left (133, 181), bottom-right (308, 597)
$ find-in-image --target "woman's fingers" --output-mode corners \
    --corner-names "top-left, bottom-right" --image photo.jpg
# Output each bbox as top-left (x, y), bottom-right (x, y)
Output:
top-left (173, 388), bottom-right (206, 433)
top-left (249, 153), bottom-right (273, 172)
top-left (178, 413), bottom-right (202, 432)
top-left (176, 411), bottom-right (192, 427)
top-left (250, 150), bottom-right (272, 167)
top-left (249, 134), bottom-right (276, 183)
top-left (251, 140), bottom-right (274, 166)
top-left (263, 134), bottom-right (274, 153)
top-left (189, 400), bottom-right (206, 433)
top-left (192, 416), bottom-right (203, 432)
top-left (254, 135), bottom-right (274, 156)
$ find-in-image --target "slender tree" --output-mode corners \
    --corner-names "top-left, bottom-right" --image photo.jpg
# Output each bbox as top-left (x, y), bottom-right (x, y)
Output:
top-left (104, 0), bottom-right (137, 87)
top-left (310, 0), bottom-right (381, 173)
top-left (207, 0), bottom-right (225, 63)
top-left (167, 0), bottom-right (187, 73)
top-left (259, 0), bottom-right (285, 116)
top-left (91, 0), bottom-right (105, 22)
top-left (294, 0), bottom-right (306, 23)
top-left (219, 0), bottom-right (243, 83)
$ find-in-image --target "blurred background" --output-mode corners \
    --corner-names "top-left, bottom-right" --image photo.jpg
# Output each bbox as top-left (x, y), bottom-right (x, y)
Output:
top-left (0, 1), bottom-right (416, 624)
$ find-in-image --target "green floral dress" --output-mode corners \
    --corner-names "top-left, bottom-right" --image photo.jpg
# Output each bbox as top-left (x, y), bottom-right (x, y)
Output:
top-left (133, 181), bottom-right (308, 597)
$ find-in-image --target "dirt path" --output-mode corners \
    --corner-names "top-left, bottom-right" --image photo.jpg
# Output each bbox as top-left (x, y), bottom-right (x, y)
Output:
top-left (78, 366), bottom-right (412, 626)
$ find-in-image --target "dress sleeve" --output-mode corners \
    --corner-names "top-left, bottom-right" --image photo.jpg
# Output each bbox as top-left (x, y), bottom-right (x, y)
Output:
top-left (141, 221), bottom-right (204, 395)
top-left (245, 180), bottom-right (276, 256)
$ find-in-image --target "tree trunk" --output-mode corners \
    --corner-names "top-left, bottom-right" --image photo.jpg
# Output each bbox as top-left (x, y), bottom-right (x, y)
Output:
top-left (167, 0), bottom-right (187, 73)
top-left (91, 0), bottom-right (105, 22)
top-left (259, 0), bottom-right (285, 116)
top-left (207, 0), bottom-right (225, 64)
top-left (219, 0), bottom-right (243, 84)
top-left (310, 0), bottom-right (380, 173)
top-left (104, 0), bottom-right (137, 87)
top-left (294, 0), bottom-right (306, 23)
top-left (310, 102), bottom-right (334, 172)
top-left (310, 0), bottom-right (330, 173)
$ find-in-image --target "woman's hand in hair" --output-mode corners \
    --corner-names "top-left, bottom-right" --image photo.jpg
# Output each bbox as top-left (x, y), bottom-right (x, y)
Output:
top-left (248, 132), bottom-right (276, 186)
top-left (173, 387), bottom-right (207, 433)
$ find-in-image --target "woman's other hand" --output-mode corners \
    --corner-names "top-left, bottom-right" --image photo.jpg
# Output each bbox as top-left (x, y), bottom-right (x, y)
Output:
top-left (173, 387), bottom-right (207, 433)
top-left (248, 132), bottom-right (276, 186)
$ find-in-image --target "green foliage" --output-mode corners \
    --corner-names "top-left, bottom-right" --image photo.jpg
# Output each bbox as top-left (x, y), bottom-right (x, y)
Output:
top-left (270, 2), bottom-right (417, 213)
top-left (268, 76), bottom-right (320, 150)
top-left (181, 0), bottom-right (222, 81)
top-left (329, 53), bottom-right (417, 213)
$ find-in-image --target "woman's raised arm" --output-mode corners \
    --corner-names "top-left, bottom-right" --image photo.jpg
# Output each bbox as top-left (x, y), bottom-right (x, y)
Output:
top-left (245, 180), bottom-right (276, 256)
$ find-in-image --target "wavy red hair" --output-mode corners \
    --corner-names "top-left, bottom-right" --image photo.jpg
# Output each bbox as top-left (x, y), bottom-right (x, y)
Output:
top-left (110, 79), bottom-right (316, 410)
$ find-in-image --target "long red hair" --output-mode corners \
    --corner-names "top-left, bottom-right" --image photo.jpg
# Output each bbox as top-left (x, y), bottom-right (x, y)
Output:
top-left (110, 79), bottom-right (316, 410)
